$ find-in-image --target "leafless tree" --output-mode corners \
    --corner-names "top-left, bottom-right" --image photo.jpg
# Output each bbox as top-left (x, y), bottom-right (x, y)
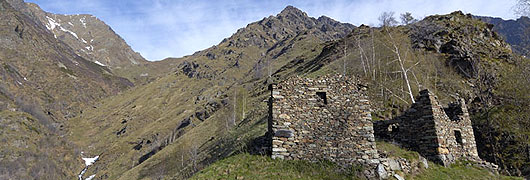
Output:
top-left (378, 11), bottom-right (398, 27)
top-left (268, 58), bottom-right (273, 78)
top-left (343, 41), bottom-right (347, 76)
top-left (400, 12), bottom-right (417, 25)
top-left (371, 29), bottom-right (377, 80)
top-left (233, 89), bottom-right (237, 126)
top-left (155, 166), bottom-right (166, 180)
top-left (189, 144), bottom-right (199, 172)
top-left (387, 31), bottom-right (416, 103)
top-left (242, 94), bottom-right (246, 120)
top-left (254, 60), bottom-right (263, 79)
top-left (357, 35), bottom-right (368, 77)
top-left (514, 0), bottom-right (530, 17)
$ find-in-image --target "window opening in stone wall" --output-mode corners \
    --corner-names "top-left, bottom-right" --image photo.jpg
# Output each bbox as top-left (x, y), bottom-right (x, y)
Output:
top-left (454, 130), bottom-right (463, 145)
top-left (316, 92), bottom-right (327, 105)
top-left (444, 103), bottom-right (463, 122)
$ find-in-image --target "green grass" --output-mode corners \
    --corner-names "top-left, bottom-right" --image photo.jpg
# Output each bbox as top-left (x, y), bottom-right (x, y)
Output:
top-left (410, 161), bottom-right (522, 180)
top-left (376, 141), bottom-right (419, 161)
top-left (191, 153), bottom-right (360, 180)
top-left (191, 152), bottom-right (522, 180)
top-left (376, 142), bottom-right (521, 180)
top-left (191, 152), bottom-right (523, 180)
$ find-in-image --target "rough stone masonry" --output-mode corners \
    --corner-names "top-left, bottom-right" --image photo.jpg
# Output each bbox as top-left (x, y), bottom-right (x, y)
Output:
top-left (268, 74), bottom-right (379, 167)
top-left (267, 75), bottom-right (497, 176)
top-left (374, 89), bottom-right (495, 169)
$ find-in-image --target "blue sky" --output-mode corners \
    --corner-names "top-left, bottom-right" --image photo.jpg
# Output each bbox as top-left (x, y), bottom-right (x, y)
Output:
top-left (26, 0), bottom-right (518, 61)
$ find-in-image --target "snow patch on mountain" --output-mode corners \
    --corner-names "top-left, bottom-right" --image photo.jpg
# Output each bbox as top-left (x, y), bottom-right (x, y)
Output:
top-left (78, 155), bottom-right (99, 180)
top-left (45, 16), bottom-right (60, 31)
top-left (59, 26), bottom-right (79, 39)
top-left (82, 156), bottom-right (99, 166)
top-left (45, 16), bottom-right (80, 40)
top-left (80, 17), bottom-right (87, 28)
top-left (85, 45), bottom-right (94, 51)
top-left (86, 175), bottom-right (96, 180)
top-left (95, 61), bottom-right (106, 66)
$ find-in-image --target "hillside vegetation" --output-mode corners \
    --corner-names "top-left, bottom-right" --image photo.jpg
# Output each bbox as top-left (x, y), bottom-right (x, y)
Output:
top-left (192, 143), bottom-right (521, 180)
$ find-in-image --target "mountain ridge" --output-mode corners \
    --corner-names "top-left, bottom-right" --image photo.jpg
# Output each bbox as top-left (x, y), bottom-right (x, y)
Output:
top-left (20, 1), bottom-right (148, 69)
top-left (116, 5), bottom-right (355, 85)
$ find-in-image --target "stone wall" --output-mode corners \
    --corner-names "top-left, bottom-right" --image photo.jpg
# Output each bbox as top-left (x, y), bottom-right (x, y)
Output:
top-left (268, 75), bottom-right (379, 167)
top-left (374, 89), bottom-right (481, 166)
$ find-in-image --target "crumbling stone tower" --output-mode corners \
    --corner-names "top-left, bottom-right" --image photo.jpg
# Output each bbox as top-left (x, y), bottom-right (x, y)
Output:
top-left (268, 75), bottom-right (379, 167)
top-left (374, 89), bottom-right (481, 166)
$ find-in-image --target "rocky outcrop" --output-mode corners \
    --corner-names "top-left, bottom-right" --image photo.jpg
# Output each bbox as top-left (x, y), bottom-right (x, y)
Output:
top-left (409, 11), bottom-right (513, 78)
top-left (476, 16), bottom-right (530, 57)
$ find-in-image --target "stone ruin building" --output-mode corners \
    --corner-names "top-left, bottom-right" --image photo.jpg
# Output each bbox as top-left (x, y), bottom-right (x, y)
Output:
top-left (267, 75), bottom-right (496, 176)
top-left (374, 89), bottom-right (482, 166)
top-left (268, 74), bottom-right (380, 167)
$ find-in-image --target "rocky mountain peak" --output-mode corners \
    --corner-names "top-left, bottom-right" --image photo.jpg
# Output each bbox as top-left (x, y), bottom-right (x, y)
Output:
top-left (23, 2), bottom-right (147, 69)
top-left (278, 5), bottom-right (307, 18)
top-left (317, 15), bottom-right (341, 26)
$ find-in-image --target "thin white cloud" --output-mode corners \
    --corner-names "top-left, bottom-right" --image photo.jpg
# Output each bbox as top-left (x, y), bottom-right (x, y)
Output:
top-left (26, 0), bottom-right (518, 60)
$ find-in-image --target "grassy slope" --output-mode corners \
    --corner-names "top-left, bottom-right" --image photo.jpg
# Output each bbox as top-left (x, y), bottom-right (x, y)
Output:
top-left (191, 153), bottom-right (356, 180)
top-left (116, 35), bottom-right (325, 180)
top-left (192, 142), bottom-right (520, 180)
top-left (67, 18), bottom-right (335, 179)
top-left (0, 110), bottom-right (83, 179)
top-left (412, 162), bottom-right (520, 180)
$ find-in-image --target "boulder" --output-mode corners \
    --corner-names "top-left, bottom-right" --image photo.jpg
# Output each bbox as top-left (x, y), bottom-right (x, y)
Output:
top-left (394, 174), bottom-right (405, 180)
top-left (376, 164), bottom-right (388, 179)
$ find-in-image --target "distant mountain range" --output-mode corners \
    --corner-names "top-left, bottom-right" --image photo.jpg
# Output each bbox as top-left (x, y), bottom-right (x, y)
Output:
top-left (476, 15), bottom-right (530, 57)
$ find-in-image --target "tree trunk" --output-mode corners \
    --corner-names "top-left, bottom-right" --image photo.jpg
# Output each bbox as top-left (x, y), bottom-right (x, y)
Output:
top-left (388, 32), bottom-right (415, 103)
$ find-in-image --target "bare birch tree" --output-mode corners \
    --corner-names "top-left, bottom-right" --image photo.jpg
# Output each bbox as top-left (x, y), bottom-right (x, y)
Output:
top-left (387, 31), bottom-right (416, 103)
top-left (233, 88), bottom-right (237, 126)
top-left (189, 144), bottom-right (199, 172)
top-left (242, 94), bottom-right (246, 120)
top-left (378, 11), bottom-right (398, 27)
top-left (514, 0), bottom-right (530, 17)
top-left (400, 12), bottom-right (417, 25)
top-left (343, 41), bottom-right (347, 76)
